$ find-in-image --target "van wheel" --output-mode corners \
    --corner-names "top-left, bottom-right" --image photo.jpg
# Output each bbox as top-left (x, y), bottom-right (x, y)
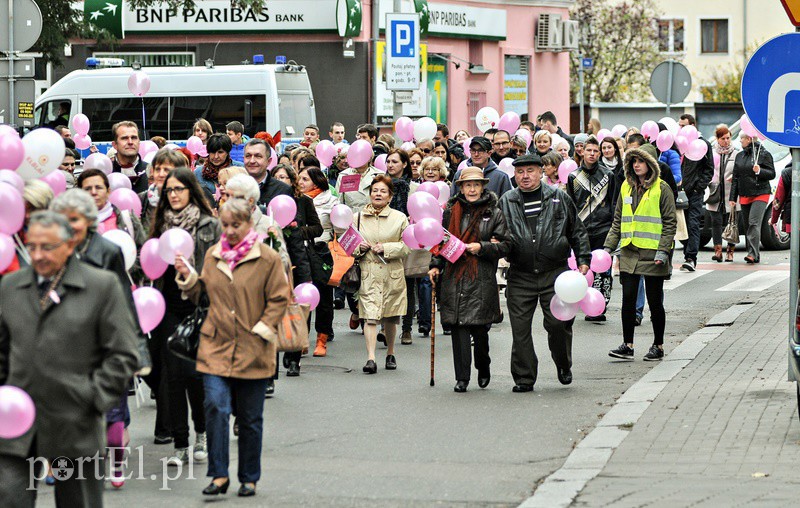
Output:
top-left (761, 206), bottom-right (790, 250)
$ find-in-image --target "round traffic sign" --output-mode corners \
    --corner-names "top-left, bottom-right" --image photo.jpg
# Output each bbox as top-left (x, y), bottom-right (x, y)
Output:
top-left (0, 0), bottom-right (43, 53)
top-left (650, 60), bottom-right (692, 105)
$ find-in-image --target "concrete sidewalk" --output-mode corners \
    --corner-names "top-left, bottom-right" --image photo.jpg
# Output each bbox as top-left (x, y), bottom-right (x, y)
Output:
top-left (524, 287), bottom-right (800, 507)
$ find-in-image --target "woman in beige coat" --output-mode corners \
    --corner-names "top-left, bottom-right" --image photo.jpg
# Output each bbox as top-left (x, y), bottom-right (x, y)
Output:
top-left (352, 174), bottom-right (410, 373)
top-left (176, 199), bottom-right (289, 498)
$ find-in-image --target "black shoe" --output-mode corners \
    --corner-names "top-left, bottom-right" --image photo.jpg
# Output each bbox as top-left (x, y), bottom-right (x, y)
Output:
top-left (282, 355), bottom-right (290, 369)
top-left (385, 355), bottom-right (397, 370)
top-left (454, 380), bottom-right (468, 393)
top-left (203, 478), bottom-right (230, 496)
top-left (153, 434), bottom-right (173, 445)
top-left (643, 345), bottom-right (664, 361)
top-left (585, 314), bottom-right (607, 322)
top-left (286, 361), bottom-right (300, 377)
top-left (635, 315), bottom-right (643, 326)
top-left (418, 326), bottom-right (430, 337)
top-left (609, 343), bottom-right (634, 360)
top-left (512, 384), bottom-right (534, 393)
top-left (377, 332), bottom-right (387, 346)
top-left (265, 379), bottom-right (275, 397)
top-left (557, 368), bottom-right (573, 385)
top-left (237, 483), bottom-right (256, 497)
top-left (333, 298), bottom-right (344, 310)
top-left (478, 373), bottom-right (490, 389)
top-left (363, 360), bottom-right (377, 374)
top-left (681, 259), bottom-right (696, 272)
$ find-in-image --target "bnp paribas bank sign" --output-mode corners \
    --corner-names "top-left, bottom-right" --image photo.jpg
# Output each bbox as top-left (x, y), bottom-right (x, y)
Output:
top-left (84, 0), bottom-right (350, 38)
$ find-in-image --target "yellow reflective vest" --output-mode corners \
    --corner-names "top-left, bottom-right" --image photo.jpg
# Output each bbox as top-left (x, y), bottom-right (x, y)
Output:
top-left (620, 179), bottom-right (662, 250)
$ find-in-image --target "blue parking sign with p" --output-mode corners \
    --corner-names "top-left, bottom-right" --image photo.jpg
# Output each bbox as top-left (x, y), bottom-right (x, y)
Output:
top-left (391, 20), bottom-right (416, 57)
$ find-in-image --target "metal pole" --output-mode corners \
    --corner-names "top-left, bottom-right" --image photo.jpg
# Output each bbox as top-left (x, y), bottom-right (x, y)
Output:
top-left (8, 0), bottom-right (15, 127)
top-left (392, 0), bottom-right (402, 129)
top-left (371, 0), bottom-right (381, 127)
top-left (790, 147), bottom-right (800, 381)
top-left (578, 53), bottom-right (585, 133)
top-left (665, 60), bottom-right (674, 117)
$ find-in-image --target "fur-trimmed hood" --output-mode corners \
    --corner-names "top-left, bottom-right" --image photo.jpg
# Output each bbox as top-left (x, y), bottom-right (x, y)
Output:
top-left (623, 147), bottom-right (660, 190)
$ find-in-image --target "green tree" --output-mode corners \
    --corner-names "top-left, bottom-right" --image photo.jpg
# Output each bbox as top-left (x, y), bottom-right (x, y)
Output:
top-left (570, 0), bottom-right (665, 103)
top-left (32, 0), bottom-right (265, 66)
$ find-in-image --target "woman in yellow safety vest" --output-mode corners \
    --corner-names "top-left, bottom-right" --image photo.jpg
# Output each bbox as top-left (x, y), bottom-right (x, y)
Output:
top-left (603, 147), bottom-right (677, 362)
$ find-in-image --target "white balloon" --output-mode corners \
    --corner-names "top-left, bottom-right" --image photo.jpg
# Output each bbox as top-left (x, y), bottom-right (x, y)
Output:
top-left (554, 270), bottom-right (589, 304)
top-left (103, 229), bottom-right (137, 271)
top-left (475, 107), bottom-right (500, 133)
top-left (16, 128), bottom-right (65, 181)
top-left (413, 117), bottom-right (437, 141)
top-left (658, 117), bottom-right (680, 136)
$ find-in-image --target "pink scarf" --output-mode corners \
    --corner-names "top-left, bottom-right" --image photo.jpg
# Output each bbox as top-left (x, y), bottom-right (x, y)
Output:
top-left (220, 229), bottom-right (259, 272)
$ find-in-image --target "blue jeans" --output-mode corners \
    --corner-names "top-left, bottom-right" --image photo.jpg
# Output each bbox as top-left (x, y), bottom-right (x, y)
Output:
top-left (203, 374), bottom-right (267, 483)
top-left (684, 190), bottom-right (705, 262)
top-left (635, 276), bottom-right (645, 318)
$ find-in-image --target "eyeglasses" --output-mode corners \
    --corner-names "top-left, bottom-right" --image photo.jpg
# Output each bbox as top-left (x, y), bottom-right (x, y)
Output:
top-left (471, 148), bottom-right (487, 154)
top-left (420, 148), bottom-right (432, 154)
top-left (25, 241), bottom-right (65, 253)
top-left (164, 186), bottom-right (188, 195)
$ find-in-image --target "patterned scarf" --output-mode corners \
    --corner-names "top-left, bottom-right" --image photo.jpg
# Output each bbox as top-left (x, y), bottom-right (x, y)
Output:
top-left (202, 156), bottom-right (232, 183)
top-left (162, 203), bottom-right (201, 234)
top-left (220, 229), bottom-right (258, 272)
top-left (146, 184), bottom-right (160, 207)
top-left (715, 143), bottom-right (735, 155)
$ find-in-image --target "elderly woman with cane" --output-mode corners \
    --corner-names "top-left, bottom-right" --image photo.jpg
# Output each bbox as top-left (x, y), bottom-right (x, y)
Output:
top-left (428, 167), bottom-right (511, 392)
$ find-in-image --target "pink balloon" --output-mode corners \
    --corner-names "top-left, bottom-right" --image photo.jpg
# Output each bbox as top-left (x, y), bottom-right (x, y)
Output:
top-left (268, 149), bottom-right (277, 170)
top-left (655, 131), bottom-right (674, 152)
top-left (685, 139), bottom-right (709, 162)
top-left (73, 133), bottom-right (92, 150)
top-left (514, 129), bottom-right (532, 148)
top-left (596, 129), bottom-right (612, 143)
top-left (0, 125), bottom-right (18, 137)
top-left (268, 195), bottom-right (298, 228)
top-left (590, 249), bottom-right (612, 273)
top-left (740, 115), bottom-right (759, 138)
top-left (158, 228), bottom-right (195, 264)
top-left (84, 153), bottom-right (113, 175)
top-left (713, 152), bottom-right (721, 169)
top-left (71, 113), bottom-right (91, 136)
top-left (0, 233), bottom-right (14, 271)
top-left (315, 140), bottom-right (336, 167)
top-left (0, 133), bottom-right (25, 170)
top-left (415, 217), bottom-right (444, 247)
top-left (579, 287), bottom-right (606, 317)
top-left (186, 136), bottom-right (204, 155)
top-left (140, 238), bottom-right (168, 280)
top-left (108, 172), bottom-right (133, 191)
top-left (0, 183), bottom-right (25, 235)
top-left (294, 282), bottom-right (320, 311)
top-left (567, 251), bottom-right (577, 270)
top-left (402, 224), bottom-right (424, 249)
top-left (400, 141), bottom-right (416, 153)
top-left (40, 170), bottom-right (66, 196)
top-left (0, 385), bottom-right (36, 439)
top-left (498, 157), bottom-right (515, 177)
top-left (584, 269), bottom-right (595, 287)
top-left (127, 71), bottom-right (151, 97)
top-left (139, 140), bottom-right (159, 158)
top-left (347, 139), bottom-right (373, 168)
top-left (0, 170), bottom-right (25, 194)
top-left (497, 111), bottom-right (521, 133)
top-left (330, 203), bottom-right (354, 229)
top-left (418, 181), bottom-right (440, 199)
top-left (395, 116), bottom-right (414, 142)
top-left (373, 154), bottom-right (388, 172)
top-left (674, 135), bottom-right (689, 154)
top-left (679, 125), bottom-right (699, 143)
top-left (611, 124), bottom-right (628, 138)
top-left (109, 188), bottom-right (142, 217)
top-left (550, 295), bottom-right (579, 321)
top-left (558, 159), bottom-right (578, 184)
top-left (407, 191), bottom-right (441, 222)
top-left (143, 151), bottom-right (157, 164)
top-left (133, 287), bottom-right (166, 334)
top-left (434, 181), bottom-right (451, 205)
top-left (462, 138), bottom-right (472, 158)
top-left (641, 120), bottom-right (659, 140)
top-left (457, 160), bottom-right (468, 171)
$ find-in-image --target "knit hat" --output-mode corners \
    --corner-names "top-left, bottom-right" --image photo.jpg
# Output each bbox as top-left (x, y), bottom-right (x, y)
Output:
top-left (573, 133), bottom-right (589, 146)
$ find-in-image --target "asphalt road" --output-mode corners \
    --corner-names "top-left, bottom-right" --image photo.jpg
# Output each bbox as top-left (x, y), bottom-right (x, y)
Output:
top-left (36, 245), bottom-right (793, 507)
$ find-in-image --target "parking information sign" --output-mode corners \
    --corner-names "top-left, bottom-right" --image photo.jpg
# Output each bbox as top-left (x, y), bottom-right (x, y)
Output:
top-left (741, 33), bottom-right (800, 148)
top-left (385, 13), bottom-right (420, 91)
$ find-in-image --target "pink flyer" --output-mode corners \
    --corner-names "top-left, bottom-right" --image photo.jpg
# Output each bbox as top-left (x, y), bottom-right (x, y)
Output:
top-left (339, 174), bottom-right (362, 193)
top-left (339, 226), bottom-right (365, 256)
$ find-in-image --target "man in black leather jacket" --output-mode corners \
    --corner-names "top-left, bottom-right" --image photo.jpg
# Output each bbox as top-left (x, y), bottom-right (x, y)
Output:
top-left (499, 154), bottom-right (591, 393)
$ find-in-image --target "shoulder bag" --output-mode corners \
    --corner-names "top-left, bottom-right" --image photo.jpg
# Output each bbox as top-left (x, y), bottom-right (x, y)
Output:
top-left (339, 213), bottom-right (362, 294)
top-left (722, 210), bottom-right (739, 244)
top-left (275, 268), bottom-right (310, 352)
top-left (675, 189), bottom-right (690, 210)
top-left (167, 292), bottom-right (209, 362)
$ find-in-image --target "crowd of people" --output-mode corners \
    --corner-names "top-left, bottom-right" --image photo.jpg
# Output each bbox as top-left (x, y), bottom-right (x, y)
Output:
top-left (0, 109), bottom-right (777, 504)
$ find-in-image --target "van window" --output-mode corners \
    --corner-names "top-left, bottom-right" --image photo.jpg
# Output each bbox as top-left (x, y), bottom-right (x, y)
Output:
top-left (171, 95), bottom-right (266, 139)
top-left (83, 97), bottom-right (169, 142)
top-left (35, 100), bottom-right (71, 129)
top-left (277, 92), bottom-right (313, 137)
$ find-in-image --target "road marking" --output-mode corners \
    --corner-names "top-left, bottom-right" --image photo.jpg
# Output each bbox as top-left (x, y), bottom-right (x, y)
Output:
top-left (663, 270), bottom-right (711, 291)
top-left (715, 270), bottom-right (788, 292)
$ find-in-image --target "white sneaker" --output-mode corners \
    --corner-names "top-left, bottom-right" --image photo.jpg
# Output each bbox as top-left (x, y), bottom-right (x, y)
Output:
top-left (193, 432), bottom-right (208, 463)
top-left (166, 447), bottom-right (189, 467)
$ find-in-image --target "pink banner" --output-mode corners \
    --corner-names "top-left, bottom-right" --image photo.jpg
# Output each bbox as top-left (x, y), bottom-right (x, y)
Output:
top-left (430, 229), bottom-right (467, 263)
top-left (338, 226), bottom-right (364, 256)
top-left (339, 174), bottom-right (362, 193)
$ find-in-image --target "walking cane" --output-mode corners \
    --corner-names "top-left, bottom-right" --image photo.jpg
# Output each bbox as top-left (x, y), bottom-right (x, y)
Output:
top-left (430, 282), bottom-right (436, 387)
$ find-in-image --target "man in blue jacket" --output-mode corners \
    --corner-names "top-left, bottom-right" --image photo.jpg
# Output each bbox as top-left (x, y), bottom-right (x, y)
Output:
top-left (450, 136), bottom-right (512, 198)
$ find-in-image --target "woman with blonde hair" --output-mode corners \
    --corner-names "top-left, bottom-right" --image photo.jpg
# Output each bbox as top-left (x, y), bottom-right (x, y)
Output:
top-left (533, 130), bottom-right (552, 158)
top-left (217, 166), bottom-right (248, 208)
top-left (587, 118), bottom-right (602, 136)
top-left (420, 156), bottom-right (448, 183)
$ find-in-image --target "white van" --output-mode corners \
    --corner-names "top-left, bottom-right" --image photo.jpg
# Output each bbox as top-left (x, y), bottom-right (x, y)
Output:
top-left (34, 62), bottom-right (315, 147)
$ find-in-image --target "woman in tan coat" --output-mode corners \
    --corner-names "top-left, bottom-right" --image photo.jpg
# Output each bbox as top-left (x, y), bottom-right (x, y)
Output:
top-left (176, 198), bottom-right (289, 498)
top-left (352, 174), bottom-right (410, 373)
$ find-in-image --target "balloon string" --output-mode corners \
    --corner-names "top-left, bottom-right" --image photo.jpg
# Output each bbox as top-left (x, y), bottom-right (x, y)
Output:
top-left (141, 98), bottom-right (148, 139)
top-left (13, 234), bottom-right (32, 265)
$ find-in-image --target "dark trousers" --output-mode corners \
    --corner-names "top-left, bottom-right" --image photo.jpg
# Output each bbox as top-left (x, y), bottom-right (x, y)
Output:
top-left (709, 206), bottom-right (733, 246)
top-left (507, 267), bottom-right (573, 387)
top-left (156, 311), bottom-right (206, 449)
top-left (451, 325), bottom-right (490, 382)
top-left (403, 277), bottom-right (433, 332)
top-left (741, 199), bottom-right (768, 261)
top-left (684, 190), bottom-right (705, 261)
top-left (0, 453), bottom-right (104, 508)
top-left (141, 333), bottom-right (171, 438)
top-left (203, 375), bottom-right (267, 483)
top-left (620, 272), bottom-right (665, 345)
top-left (335, 287), bottom-right (359, 314)
top-left (313, 280), bottom-right (334, 335)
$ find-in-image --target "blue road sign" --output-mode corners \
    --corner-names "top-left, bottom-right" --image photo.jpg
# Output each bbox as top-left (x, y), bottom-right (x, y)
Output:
top-left (742, 33), bottom-right (800, 148)
top-left (582, 57), bottom-right (593, 70)
top-left (390, 20), bottom-right (416, 57)
top-left (385, 13), bottom-right (420, 91)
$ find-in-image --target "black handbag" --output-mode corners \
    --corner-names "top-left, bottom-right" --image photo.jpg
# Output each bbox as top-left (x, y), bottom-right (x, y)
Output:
top-left (675, 189), bottom-right (690, 210)
top-left (167, 293), bottom-right (209, 362)
top-left (339, 213), bottom-right (362, 294)
top-left (307, 240), bottom-right (334, 286)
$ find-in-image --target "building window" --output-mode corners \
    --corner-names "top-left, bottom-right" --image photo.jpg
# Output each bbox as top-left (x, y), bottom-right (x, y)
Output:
top-left (658, 19), bottom-right (684, 53)
top-left (701, 19), bottom-right (728, 54)
top-left (468, 40), bottom-right (483, 66)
